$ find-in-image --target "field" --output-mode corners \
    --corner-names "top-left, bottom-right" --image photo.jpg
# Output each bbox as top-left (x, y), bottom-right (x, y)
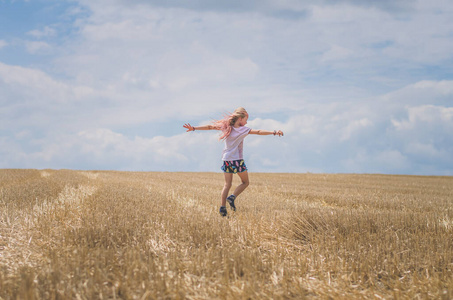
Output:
top-left (0, 169), bottom-right (452, 299)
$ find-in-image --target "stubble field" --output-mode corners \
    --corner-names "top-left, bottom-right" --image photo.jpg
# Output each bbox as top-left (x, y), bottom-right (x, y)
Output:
top-left (0, 169), bottom-right (452, 299)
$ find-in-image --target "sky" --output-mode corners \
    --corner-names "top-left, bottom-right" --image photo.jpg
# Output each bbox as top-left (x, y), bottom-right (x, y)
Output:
top-left (0, 0), bottom-right (452, 175)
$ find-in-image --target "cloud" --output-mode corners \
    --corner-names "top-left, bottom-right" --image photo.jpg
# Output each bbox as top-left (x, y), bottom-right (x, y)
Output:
top-left (77, 0), bottom-right (311, 20)
top-left (385, 80), bottom-right (453, 107)
top-left (0, 62), bottom-right (80, 100)
top-left (2, 52), bottom-right (451, 174)
top-left (49, 0), bottom-right (453, 107)
top-left (322, 0), bottom-right (416, 13)
top-left (320, 45), bottom-right (354, 63)
top-left (0, 40), bottom-right (7, 49)
top-left (390, 105), bottom-right (453, 167)
top-left (392, 105), bottom-right (453, 131)
top-left (0, 62), bottom-right (105, 135)
top-left (27, 26), bottom-right (57, 38)
top-left (244, 80), bottom-right (453, 174)
top-left (25, 41), bottom-right (52, 54)
top-left (0, 127), bottom-right (224, 171)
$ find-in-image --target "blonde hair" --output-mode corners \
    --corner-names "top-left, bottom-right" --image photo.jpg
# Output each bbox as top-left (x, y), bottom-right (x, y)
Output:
top-left (213, 107), bottom-right (248, 140)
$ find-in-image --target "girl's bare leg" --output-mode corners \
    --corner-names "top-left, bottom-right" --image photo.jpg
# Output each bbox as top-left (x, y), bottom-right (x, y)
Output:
top-left (221, 173), bottom-right (233, 207)
top-left (233, 171), bottom-right (250, 197)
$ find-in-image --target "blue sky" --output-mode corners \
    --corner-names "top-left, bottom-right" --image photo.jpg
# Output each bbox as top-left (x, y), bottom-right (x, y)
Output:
top-left (1, 0), bottom-right (452, 175)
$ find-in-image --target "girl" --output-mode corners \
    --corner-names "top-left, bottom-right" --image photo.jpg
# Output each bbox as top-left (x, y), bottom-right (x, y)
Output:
top-left (183, 107), bottom-right (284, 217)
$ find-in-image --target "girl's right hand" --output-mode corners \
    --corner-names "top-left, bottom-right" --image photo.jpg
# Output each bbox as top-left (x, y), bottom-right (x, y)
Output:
top-left (275, 130), bottom-right (284, 137)
top-left (183, 123), bottom-right (195, 132)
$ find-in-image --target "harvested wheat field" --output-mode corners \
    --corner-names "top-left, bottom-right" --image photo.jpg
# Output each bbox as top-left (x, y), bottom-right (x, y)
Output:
top-left (0, 169), bottom-right (452, 299)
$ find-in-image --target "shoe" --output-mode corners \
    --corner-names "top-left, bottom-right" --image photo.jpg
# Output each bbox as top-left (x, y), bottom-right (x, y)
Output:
top-left (227, 195), bottom-right (236, 211)
top-left (219, 206), bottom-right (227, 217)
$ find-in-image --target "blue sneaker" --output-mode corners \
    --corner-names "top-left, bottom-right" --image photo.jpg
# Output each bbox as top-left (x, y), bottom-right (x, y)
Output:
top-left (219, 206), bottom-right (227, 217)
top-left (227, 195), bottom-right (236, 211)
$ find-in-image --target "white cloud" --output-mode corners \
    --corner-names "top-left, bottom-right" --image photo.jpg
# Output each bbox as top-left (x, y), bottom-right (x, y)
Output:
top-left (340, 149), bottom-right (411, 174)
top-left (25, 41), bottom-right (52, 54)
top-left (321, 44), bottom-right (354, 63)
top-left (392, 105), bottom-right (453, 131)
top-left (0, 40), bottom-right (7, 49)
top-left (47, 0), bottom-right (453, 112)
top-left (311, 2), bottom-right (453, 67)
top-left (340, 118), bottom-right (372, 141)
top-left (2, 128), bottom-right (223, 171)
top-left (0, 62), bottom-right (62, 91)
top-left (405, 142), bottom-right (446, 159)
top-left (27, 26), bottom-right (57, 38)
top-left (1, 75), bottom-right (452, 174)
top-left (411, 80), bottom-right (453, 98)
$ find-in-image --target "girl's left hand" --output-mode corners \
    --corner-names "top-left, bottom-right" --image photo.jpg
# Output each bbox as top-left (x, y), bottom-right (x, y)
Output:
top-left (183, 123), bottom-right (195, 132)
top-left (275, 130), bottom-right (284, 136)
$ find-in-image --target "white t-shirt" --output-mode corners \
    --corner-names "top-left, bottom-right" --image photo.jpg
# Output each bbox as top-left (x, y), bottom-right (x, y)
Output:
top-left (222, 126), bottom-right (251, 161)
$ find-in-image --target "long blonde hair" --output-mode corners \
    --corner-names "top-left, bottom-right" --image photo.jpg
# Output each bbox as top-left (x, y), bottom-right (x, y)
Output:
top-left (213, 107), bottom-right (248, 140)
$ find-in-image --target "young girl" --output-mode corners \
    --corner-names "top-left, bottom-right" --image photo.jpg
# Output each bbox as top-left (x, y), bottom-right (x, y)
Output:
top-left (183, 107), bottom-right (284, 217)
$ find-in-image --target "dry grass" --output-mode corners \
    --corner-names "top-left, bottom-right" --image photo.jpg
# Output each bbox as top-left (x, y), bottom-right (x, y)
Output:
top-left (0, 169), bottom-right (452, 299)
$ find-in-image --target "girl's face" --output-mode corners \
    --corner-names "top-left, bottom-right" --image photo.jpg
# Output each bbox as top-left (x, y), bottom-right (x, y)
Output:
top-left (240, 115), bottom-right (248, 126)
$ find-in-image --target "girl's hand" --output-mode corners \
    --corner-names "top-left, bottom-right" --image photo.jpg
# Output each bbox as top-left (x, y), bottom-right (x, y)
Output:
top-left (183, 123), bottom-right (195, 132)
top-left (275, 130), bottom-right (284, 137)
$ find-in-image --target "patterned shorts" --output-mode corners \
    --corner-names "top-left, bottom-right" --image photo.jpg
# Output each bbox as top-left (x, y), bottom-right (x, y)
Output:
top-left (221, 159), bottom-right (248, 174)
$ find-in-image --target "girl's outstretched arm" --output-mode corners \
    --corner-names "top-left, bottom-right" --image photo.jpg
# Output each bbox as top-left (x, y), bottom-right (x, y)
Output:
top-left (249, 129), bottom-right (284, 136)
top-left (184, 123), bottom-right (218, 132)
